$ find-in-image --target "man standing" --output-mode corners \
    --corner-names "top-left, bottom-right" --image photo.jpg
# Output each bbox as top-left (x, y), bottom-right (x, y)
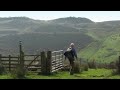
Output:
top-left (64, 43), bottom-right (77, 75)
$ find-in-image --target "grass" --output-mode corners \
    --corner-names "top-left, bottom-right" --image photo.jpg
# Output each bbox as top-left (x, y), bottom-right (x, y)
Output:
top-left (1, 69), bottom-right (120, 79)
top-left (78, 69), bottom-right (112, 79)
top-left (79, 33), bottom-right (120, 63)
top-left (0, 74), bottom-right (12, 79)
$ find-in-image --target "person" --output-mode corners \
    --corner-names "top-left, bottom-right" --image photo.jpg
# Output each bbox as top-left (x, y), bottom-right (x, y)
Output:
top-left (64, 43), bottom-right (77, 75)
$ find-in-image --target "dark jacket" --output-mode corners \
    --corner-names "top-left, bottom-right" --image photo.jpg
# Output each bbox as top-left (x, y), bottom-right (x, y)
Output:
top-left (64, 47), bottom-right (77, 60)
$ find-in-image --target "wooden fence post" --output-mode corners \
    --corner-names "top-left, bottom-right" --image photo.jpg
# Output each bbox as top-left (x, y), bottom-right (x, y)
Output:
top-left (20, 51), bottom-right (24, 68)
top-left (61, 51), bottom-right (64, 68)
top-left (46, 51), bottom-right (52, 75)
top-left (61, 50), bottom-right (64, 62)
top-left (9, 55), bottom-right (11, 71)
top-left (19, 41), bottom-right (24, 66)
top-left (41, 51), bottom-right (46, 75)
top-left (55, 52), bottom-right (57, 70)
top-left (18, 55), bottom-right (20, 65)
top-left (58, 51), bottom-right (61, 68)
top-left (19, 41), bottom-right (25, 72)
top-left (17, 51), bottom-right (25, 77)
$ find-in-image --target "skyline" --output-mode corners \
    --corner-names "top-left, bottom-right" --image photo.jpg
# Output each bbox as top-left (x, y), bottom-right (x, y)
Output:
top-left (0, 11), bottom-right (120, 22)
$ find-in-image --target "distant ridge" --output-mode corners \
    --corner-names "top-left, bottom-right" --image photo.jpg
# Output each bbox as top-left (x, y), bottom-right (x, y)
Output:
top-left (48, 17), bottom-right (94, 24)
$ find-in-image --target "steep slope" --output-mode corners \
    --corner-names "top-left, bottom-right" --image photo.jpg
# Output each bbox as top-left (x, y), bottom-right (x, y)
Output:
top-left (79, 33), bottom-right (120, 63)
top-left (31, 24), bottom-right (79, 32)
top-left (0, 33), bottom-right (93, 55)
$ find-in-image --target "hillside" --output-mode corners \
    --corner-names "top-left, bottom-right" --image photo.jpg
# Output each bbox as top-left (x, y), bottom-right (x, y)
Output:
top-left (48, 17), bottom-right (94, 24)
top-left (0, 32), bottom-right (93, 55)
top-left (0, 16), bottom-right (120, 63)
top-left (79, 33), bottom-right (120, 63)
top-left (0, 17), bottom-right (95, 55)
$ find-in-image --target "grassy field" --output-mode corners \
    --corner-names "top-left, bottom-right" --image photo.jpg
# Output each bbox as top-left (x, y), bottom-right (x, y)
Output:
top-left (0, 69), bottom-right (120, 79)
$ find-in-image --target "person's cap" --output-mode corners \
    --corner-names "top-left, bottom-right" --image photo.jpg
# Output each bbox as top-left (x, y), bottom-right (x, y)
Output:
top-left (70, 43), bottom-right (74, 46)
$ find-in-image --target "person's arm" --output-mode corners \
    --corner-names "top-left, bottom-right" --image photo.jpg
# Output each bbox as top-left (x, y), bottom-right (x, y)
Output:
top-left (72, 48), bottom-right (77, 59)
top-left (75, 51), bottom-right (78, 59)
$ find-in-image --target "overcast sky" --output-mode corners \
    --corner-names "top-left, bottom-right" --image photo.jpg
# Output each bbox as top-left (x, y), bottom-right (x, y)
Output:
top-left (0, 11), bottom-right (120, 22)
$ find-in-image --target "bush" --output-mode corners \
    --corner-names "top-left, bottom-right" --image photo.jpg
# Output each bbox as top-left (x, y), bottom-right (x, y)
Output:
top-left (80, 64), bottom-right (89, 72)
top-left (83, 64), bottom-right (89, 71)
top-left (11, 65), bottom-right (27, 79)
top-left (116, 60), bottom-right (120, 73)
top-left (111, 60), bottom-right (120, 75)
top-left (0, 65), bottom-right (6, 75)
top-left (108, 62), bottom-right (116, 69)
top-left (74, 61), bottom-right (80, 73)
top-left (88, 60), bottom-right (97, 69)
top-left (112, 69), bottom-right (118, 75)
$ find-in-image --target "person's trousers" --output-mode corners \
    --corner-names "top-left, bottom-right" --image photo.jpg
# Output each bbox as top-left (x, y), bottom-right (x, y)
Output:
top-left (69, 59), bottom-right (74, 75)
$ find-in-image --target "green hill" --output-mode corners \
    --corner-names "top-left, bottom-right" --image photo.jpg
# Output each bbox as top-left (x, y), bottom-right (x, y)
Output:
top-left (0, 32), bottom-right (93, 55)
top-left (0, 17), bottom-right (95, 55)
top-left (49, 17), bottom-right (94, 24)
top-left (0, 16), bottom-right (120, 63)
top-left (78, 20), bottom-right (120, 63)
top-left (79, 33), bottom-right (120, 63)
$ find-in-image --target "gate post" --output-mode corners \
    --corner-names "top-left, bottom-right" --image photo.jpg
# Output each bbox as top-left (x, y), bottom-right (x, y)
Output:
top-left (46, 51), bottom-right (52, 75)
top-left (17, 41), bottom-right (25, 77)
top-left (19, 41), bottom-right (24, 69)
top-left (41, 51), bottom-right (47, 75)
top-left (9, 55), bottom-right (11, 72)
top-left (20, 51), bottom-right (24, 68)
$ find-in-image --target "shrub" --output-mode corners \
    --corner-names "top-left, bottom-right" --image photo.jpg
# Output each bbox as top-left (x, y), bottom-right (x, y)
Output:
top-left (80, 64), bottom-right (89, 72)
top-left (112, 69), bottom-right (118, 75)
top-left (11, 65), bottom-right (27, 79)
top-left (108, 62), bottom-right (116, 69)
top-left (74, 60), bottom-right (80, 73)
top-left (0, 64), bottom-right (6, 75)
top-left (88, 60), bottom-right (97, 69)
top-left (112, 60), bottom-right (120, 75)
top-left (83, 64), bottom-right (89, 71)
top-left (116, 60), bottom-right (120, 73)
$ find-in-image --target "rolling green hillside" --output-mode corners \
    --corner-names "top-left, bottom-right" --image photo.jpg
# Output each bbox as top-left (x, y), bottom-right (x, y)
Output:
top-left (31, 24), bottom-right (79, 32)
top-left (79, 33), bottom-right (120, 63)
top-left (0, 32), bottom-right (93, 55)
top-left (0, 16), bottom-right (120, 63)
top-left (0, 17), bottom-right (95, 55)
